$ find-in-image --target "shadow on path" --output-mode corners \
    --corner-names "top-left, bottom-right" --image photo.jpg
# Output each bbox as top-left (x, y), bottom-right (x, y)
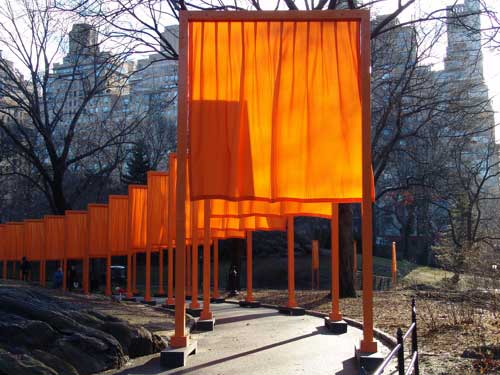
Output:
top-left (172, 330), bottom-right (320, 374)
top-left (112, 331), bottom-right (320, 375)
top-left (214, 312), bottom-right (278, 325)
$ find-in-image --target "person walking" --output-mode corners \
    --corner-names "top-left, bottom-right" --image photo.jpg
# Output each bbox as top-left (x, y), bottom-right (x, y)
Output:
top-left (54, 267), bottom-right (63, 289)
top-left (20, 257), bottom-right (31, 282)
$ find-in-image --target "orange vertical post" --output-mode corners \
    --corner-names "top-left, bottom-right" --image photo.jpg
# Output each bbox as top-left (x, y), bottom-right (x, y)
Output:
top-left (353, 240), bottom-right (358, 289)
top-left (41, 261), bottom-right (45, 286)
top-left (287, 216), bottom-right (297, 308)
top-left (391, 241), bottom-right (397, 286)
top-left (62, 259), bottom-right (67, 291)
top-left (126, 253), bottom-right (133, 298)
top-left (353, 240), bottom-right (358, 275)
top-left (166, 155), bottom-right (176, 306)
top-left (83, 256), bottom-right (89, 295)
top-left (106, 254), bottom-right (112, 296)
top-left (190, 203), bottom-right (200, 309)
top-left (330, 203), bottom-right (342, 321)
top-left (145, 247), bottom-right (152, 302)
top-left (213, 239), bottom-right (219, 299)
top-left (41, 230), bottom-right (46, 286)
top-left (200, 200), bottom-right (213, 320)
top-left (186, 244), bottom-right (192, 297)
top-left (312, 240), bottom-right (319, 289)
top-left (171, 13), bottom-right (188, 348)
top-left (166, 244), bottom-right (175, 305)
top-left (360, 14), bottom-right (377, 354)
top-left (158, 249), bottom-right (165, 295)
top-left (132, 253), bottom-right (138, 295)
top-left (245, 231), bottom-right (253, 303)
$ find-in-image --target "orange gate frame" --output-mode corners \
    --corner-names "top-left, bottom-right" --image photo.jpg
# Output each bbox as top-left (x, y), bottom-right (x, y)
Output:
top-left (129, 185), bottom-right (149, 300)
top-left (88, 204), bottom-right (109, 294)
top-left (24, 219), bottom-right (44, 284)
top-left (147, 171), bottom-right (170, 298)
top-left (108, 195), bottom-right (130, 296)
top-left (64, 211), bottom-right (89, 293)
top-left (175, 10), bottom-right (375, 354)
top-left (0, 225), bottom-right (6, 279)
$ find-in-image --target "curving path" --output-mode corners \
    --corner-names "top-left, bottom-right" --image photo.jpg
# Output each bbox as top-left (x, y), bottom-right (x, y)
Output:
top-left (112, 301), bottom-right (390, 375)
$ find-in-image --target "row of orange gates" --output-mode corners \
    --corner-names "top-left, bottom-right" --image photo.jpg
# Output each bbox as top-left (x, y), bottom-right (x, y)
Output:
top-left (2, 10), bottom-right (383, 366)
top-left (0, 152), bottom-right (351, 303)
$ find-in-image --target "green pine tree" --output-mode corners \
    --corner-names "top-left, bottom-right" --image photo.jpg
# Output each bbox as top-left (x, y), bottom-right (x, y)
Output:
top-left (122, 140), bottom-right (151, 185)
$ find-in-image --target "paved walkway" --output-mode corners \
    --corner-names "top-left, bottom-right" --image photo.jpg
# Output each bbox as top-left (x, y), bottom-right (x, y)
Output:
top-left (113, 302), bottom-right (390, 375)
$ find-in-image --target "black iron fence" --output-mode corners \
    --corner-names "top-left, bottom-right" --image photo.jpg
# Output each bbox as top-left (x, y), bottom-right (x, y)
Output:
top-left (369, 297), bottom-right (420, 375)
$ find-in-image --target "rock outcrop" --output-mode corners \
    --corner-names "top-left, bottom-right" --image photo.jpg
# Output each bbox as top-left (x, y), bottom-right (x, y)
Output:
top-left (0, 285), bottom-right (166, 375)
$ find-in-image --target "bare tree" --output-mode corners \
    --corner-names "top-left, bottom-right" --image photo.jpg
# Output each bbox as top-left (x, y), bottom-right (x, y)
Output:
top-left (0, 0), bottom-right (148, 214)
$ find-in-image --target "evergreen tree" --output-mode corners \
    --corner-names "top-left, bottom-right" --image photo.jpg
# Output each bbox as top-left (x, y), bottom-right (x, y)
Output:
top-left (122, 140), bottom-right (151, 185)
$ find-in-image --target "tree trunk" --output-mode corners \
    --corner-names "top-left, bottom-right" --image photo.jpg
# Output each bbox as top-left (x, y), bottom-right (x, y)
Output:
top-left (51, 171), bottom-right (70, 214)
top-left (339, 204), bottom-right (356, 297)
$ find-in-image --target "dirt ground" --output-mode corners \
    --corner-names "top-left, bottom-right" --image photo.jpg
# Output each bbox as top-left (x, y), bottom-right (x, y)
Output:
top-left (233, 287), bottom-right (500, 375)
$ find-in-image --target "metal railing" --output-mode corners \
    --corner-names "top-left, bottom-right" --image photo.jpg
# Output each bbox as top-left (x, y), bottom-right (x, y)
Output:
top-left (371, 297), bottom-right (419, 375)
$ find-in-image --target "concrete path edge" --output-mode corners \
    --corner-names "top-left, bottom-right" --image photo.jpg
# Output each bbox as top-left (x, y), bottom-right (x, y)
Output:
top-left (224, 299), bottom-right (397, 350)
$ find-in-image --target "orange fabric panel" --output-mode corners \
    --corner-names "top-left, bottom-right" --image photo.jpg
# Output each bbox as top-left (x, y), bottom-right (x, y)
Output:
top-left (168, 154), bottom-right (177, 244)
top-left (108, 196), bottom-right (129, 255)
top-left (4, 224), bottom-right (16, 261)
top-left (210, 199), bottom-right (332, 218)
top-left (189, 20), bottom-right (367, 203)
top-left (65, 211), bottom-right (88, 260)
top-left (88, 204), bottom-right (109, 257)
top-left (24, 220), bottom-right (44, 261)
top-left (44, 216), bottom-right (65, 261)
top-left (11, 222), bottom-right (24, 260)
top-left (210, 199), bottom-right (281, 218)
top-left (0, 225), bottom-right (5, 260)
top-left (209, 216), bottom-right (286, 232)
top-left (211, 229), bottom-right (246, 239)
top-left (169, 153), bottom-right (197, 243)
top-left (129, 185), bottom-right (148, 251)
top-left (147, 172), bottom-right (169, 249)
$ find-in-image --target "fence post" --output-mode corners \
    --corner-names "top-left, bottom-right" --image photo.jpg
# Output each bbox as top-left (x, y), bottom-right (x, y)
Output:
top-left (412, 297), bottom-right (419, 375)
top-left (397, 328), bottom-right (404, 375)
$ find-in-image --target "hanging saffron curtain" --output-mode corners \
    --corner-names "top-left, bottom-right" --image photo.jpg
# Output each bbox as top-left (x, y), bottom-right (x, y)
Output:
top-left (147, 172), bottom-right (169, 250)
top-left (211, 228), bottom-right (246, 239)
top-left (168, 153), bottom-right (203, 244)
top-left (210, 199), bottom-right (282, 218)
top-left (210, 199), bottom-right (334, 219)
top-left (4, 224), bottom-right (16, 261)
top-left (65, 211), bottom-right (88, 259)
top-left (0, 225), bottom-right (5, 262)
top-left (129, 185), bottom-right (148, 251)
top-left (168, 154), bottom-right (177, 246)
top-left (24, 220), bottom-right (44, 261)
top-left (209, 215), bottom-right (286, 232)
top-left (188, 20), bottom-right (365, 203)
top-left (12, 222), bottom-right (24, 261)
top-left (108, 196), bottom-right (129, 255)
top-left (44, 216), bottom-right (65, 261)
top-left (88, 204), bottom-right (109, 258)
